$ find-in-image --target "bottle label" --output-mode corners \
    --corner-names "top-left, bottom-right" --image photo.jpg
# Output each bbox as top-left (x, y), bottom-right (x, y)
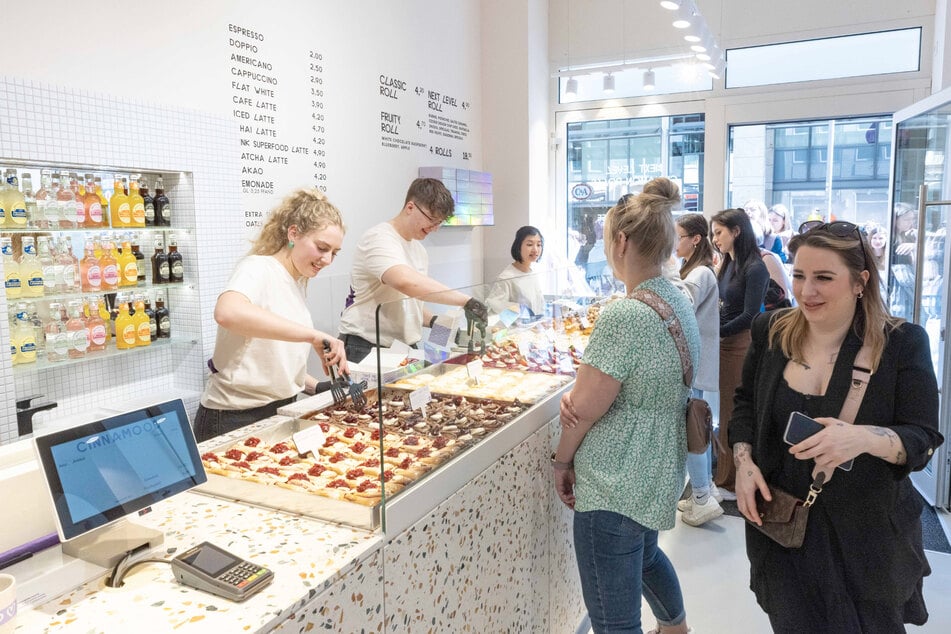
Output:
top-left (132, 203), bottom-right (145, 224)
top-left (5, 273), bottom-right (21, 292)
top-left (172, 261), bottom-right (184, 278)
top-left (51, 332), bottom-right (69, 355)
top-left (27, 271), bottom-right (44, 290)
top-left (70, 330), bottom-right (89, 353)
top-left (89, 202), bottom-right (103, 223)
top-left (123, 262), bottom-right (138, 283)
top-left (159, 262), bottom-right (170, 280)
top-left (24, 243), bottom-right (37, 256)
top-left (137, 322), bottom-right (151, 343)
top-left (117, 202), bottom-right (132, 225)
top-left (85, 265), bottom-right (102, 289)
top-left (149, 318), bottom-right (157, 337)
top-left (62, 265), bottom-right (76, 288)
top-left (121, 324), bottom-right (137, 346)
top-left (102, 264), bottom-right (119, 287)
top-left (76, 201), bottom-right (85, 224)
top-left (90, 324), bottom-right (107, 346)
top-left (159, 316), bottom-right (171, 334)
top-left (20, 340), bottom-right (37, 355)
top-left (145, 203), bottom-right (155, 222)
top-left (0, 244), bottom-right (12, 256)
top-left (161, 205), bottom-right (172, 222)
top-left (10, 343), bottom-right (16, 359)
top-left (11, 206), bottom-right (27, 224)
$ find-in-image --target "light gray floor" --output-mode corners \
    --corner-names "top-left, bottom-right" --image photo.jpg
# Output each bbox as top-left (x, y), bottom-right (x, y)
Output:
top-left (618, 509), bottom-right (951, 633)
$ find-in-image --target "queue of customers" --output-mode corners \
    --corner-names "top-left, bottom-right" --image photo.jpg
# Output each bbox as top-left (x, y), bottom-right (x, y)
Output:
top-left (190, 175), bottom-right (943, 633)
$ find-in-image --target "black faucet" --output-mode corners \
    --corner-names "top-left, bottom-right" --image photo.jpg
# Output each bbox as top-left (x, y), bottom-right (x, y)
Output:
top-left (16, 394), bottom-right (58, 436)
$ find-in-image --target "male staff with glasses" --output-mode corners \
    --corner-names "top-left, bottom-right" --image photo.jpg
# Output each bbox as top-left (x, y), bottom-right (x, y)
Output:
top-left (338, 177), bottom-right (488, 363)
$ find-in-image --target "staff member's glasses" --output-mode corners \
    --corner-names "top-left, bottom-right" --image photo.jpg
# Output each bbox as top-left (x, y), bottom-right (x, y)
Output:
top-left (413, 201), bottom-right (443, 229)
top-left (798, 220), bottom-right (869, 266)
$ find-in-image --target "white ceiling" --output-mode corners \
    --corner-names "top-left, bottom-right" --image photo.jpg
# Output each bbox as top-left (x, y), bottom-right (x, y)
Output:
top-left (549, 0), bottom-right (936, 70)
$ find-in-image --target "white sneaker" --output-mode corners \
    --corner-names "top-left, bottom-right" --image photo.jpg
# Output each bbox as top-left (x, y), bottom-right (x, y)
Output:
top-left (645, 627), bottom-right (694, 634)
top-left (710, 483), bottom-right (723, 503)
top-left (681, 496), bottom-right (724, 527)
top-left (718, 488), bottom-right (737, 502)
top-left (677, 497), bottom-right (691, 513)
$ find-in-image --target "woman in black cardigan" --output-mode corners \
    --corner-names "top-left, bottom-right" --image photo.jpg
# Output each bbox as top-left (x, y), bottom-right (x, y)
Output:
top-left (730, 221), bottom-right (944, 633)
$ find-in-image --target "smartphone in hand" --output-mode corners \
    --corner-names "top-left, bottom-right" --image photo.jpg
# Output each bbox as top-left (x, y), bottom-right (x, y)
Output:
top-left (784, 411), bottom-right (854, 471)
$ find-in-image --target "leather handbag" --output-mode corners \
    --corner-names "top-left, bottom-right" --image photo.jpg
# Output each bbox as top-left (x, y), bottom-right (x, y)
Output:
top-left (685, 397), bottom-right (712, 454)
top-left (749, 343), bottom-right (874, 548)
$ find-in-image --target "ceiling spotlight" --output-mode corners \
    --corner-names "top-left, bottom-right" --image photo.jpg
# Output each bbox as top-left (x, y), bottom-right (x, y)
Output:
top-left (643, 69), bottom-right (656, 91)
top-left (659, 1), bottom-right (681, 9)
top-left (603, 73), bottom-right (615, 93)
top-left (565, 77), bottom-right (578, 97)
top-left (690, 44), bottom-right (707, 53)
top-left (684, 34), bottom-right (702, 42)
top-left (672, 18), bottom-right (691, 28)
top-left (696, 52), bottom-right (711, 61)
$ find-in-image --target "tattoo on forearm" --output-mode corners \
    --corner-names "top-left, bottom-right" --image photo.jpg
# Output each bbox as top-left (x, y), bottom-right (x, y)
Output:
top-left (868, 426), bottom-right (907, 464)
top-left (896, 449), bottom-right (907, 465)
top-left (734, 442), bottom-right (752, 464)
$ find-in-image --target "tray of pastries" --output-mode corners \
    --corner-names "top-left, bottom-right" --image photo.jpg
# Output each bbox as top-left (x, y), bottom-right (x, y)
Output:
top-left (196, 388), bottom-right (532, 529)
top-left (387, 365), bottom-right (570, 402)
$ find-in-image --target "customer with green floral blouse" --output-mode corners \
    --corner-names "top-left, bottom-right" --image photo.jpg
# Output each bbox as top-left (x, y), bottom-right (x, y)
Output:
top-left (553, 177), bottom-right (699, 634)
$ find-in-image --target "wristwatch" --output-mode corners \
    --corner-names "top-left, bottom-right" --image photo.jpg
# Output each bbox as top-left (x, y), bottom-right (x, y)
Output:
top-left (550, 452), bottom-right (573, 470)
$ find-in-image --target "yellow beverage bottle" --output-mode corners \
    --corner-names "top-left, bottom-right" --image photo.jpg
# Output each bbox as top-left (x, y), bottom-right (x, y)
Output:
top-left (128, 178), bottom-right (145, 227)
top-left (115, 301), bottom-right (136, 350)
top-left (118, 240), bottom-right (137, 287)
top-left (109, 175), bottom-right (131, 228)
top-left (133, 297), bottom-right (151, 347)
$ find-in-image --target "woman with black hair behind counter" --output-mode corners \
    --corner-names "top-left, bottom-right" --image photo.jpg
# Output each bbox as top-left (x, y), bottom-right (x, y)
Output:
top-left (486, 225), bottom-right (545, 317)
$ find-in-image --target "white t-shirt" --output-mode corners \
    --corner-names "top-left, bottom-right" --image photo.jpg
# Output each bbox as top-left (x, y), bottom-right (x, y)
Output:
top-left (681, 265), bottom-right (719, 393)
top-left (201, 255), bottom-right (312, 410)
top-left (338, 222), bottom-right (428, 346)
top-left (486, 263), bottom-right (545, 316)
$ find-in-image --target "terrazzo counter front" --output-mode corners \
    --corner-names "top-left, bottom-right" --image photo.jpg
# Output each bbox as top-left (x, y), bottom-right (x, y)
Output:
top-left (14, 415), bottom-right (384, 633)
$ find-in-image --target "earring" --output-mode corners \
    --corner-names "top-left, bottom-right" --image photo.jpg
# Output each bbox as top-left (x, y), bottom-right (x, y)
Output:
top-left (288, 240), bottom-right (294, 249)
top-left (857, 291), bottom-right (864, 299)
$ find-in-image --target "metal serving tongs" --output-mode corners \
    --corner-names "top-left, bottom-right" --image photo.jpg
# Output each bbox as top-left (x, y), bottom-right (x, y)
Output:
top-left (322, 339), bottom-right (347, 406)
top-left (466, 317), bottom-right (487, 356)
top-left (321, 339), bottom-right (368, 409)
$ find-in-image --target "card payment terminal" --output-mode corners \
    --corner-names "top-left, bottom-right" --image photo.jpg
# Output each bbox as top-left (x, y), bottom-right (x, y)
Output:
top-left (171, 541), bottom-right (274, 601)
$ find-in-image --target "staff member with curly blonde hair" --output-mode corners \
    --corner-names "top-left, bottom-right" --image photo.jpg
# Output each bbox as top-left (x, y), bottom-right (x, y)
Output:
top-left (194, 188), bottom-right (348, 442)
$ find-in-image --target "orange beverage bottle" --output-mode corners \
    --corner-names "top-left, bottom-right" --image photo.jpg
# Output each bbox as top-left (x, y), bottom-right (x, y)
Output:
top-left (115, 300), bottom-right (136, 350)
top-left (79, 239), bottom-right (102, 292)
top-left (129, 178), bottom-right (145, 227)
top-left (133, 296), bottom-right (151, 347)
top-left (109, 175), bottom-right (131, 228)
top-left (83, 173), bottom-right (103, 227)
top-left (118, 240), bottom-right (138, 287)
top-left (86, 297), bottom-right (108, 352)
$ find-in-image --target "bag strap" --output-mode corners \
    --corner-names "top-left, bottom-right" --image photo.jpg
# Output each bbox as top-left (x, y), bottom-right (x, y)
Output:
top-left (629, 288), bottom-right (693, 387)
top-left (838, 343), bottom-right (873, 425)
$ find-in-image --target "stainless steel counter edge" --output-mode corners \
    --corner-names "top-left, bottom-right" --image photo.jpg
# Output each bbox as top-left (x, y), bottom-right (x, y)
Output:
top-left (382, 381), bottom-right (571, 538)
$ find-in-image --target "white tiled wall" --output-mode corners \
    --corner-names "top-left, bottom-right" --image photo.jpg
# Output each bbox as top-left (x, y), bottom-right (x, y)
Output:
top-left (0, 76), bottom-right (243, 442)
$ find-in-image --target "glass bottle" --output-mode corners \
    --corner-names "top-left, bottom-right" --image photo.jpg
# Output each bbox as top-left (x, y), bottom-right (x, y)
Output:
top-left (2, 236), bottom-right (21, 299)
top-left (14, 303), bottom-right (37, 364)
top-left (167, 234), bottom-right (184, 283)
top-left (131, 234), bottom-right (146, 284)
top-left (53, 172), bottom-right (77, 229)
top-left (56, 236), bottom-right (78, 292)
top-left (153, 175), bottom-right (170, 226)
top-left (114, 298), bottom-right (136, 350)
top-left (45, 302), bottom-right (68, 362)
top-left (65, 300), bottom-right (88, 359)
top-left (129, 177), bottom-right (145, 227)
top-left (34, 171), bottom-right (52, 229)
top-left (28, 301), bottom-right (45, 358)
top-left (0, 165), bottom-right (8, 227)
top-left (86, 296), bottom-right (108, 352)
top-left (3, 169), bottom-right (27, 227)
top-left (68, 173), bottom-right (85, 227)
top-left (21, 172), bottom-right (38, 229)
top-left (133, 295), bottom-right (151, 347)
top-left (80, 239), bottom-right (102, 292)
top-left (99, 240), bottom-right (119, 291)
top-left (143, 293), bottom-right (157, 341)
top-left (118, 239), bottom-right (138, 287)
top-left (37, 236), bottom-right (58, 296)
top-left (155, 290), bottom-right (171, 339)
top-left (140, 176), bottom-right (155, 227)
top-left (110, 174), bottom-right (131, 228)
top-left (83, 173), bottom-right (103, 227)
top-left (151, 236), bottom-right (169, 284)
top-left (19, 236), bottom-right (44, 298)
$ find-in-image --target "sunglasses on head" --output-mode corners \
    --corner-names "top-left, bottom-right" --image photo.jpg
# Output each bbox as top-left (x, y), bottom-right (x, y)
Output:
top-left (798, 220), bottom-right (869, 264)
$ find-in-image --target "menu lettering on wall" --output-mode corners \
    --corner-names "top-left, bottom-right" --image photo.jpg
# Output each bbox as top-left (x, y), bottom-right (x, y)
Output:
top-left (310, 50), bottom-right (329, 193)
top-left (378, 77), bottom-right (473, 161)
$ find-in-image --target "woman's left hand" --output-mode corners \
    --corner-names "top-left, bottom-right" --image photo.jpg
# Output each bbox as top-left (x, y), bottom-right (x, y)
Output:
top-left (560, 392), bottom-right (580, 429)
top-left (552, 467), bottom-right (576, 509)
top-left (788, 417), bottom-right (864, 472)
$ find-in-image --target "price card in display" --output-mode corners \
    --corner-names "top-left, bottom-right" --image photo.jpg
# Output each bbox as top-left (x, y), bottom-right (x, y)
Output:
top-left (498, 304), bottom-right (520, 327)
top-left (409, 385), bottom-right (432, 416)
top-left (517, 335), bottom-right (532, 359)
top-left (580, 315), bottom-right (591, 330)
top-left (292, 424), bottom-right (327, 458)
top-left (466, 359), bottom-right (484, 384)
top-left (545, 328), bottom-right (557, 344)
top-left (558, 355), bottom-right (575, 374)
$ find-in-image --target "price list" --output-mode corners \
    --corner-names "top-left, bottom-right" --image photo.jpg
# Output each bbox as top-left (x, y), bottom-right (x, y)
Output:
top-left (309, 50), bottom-right (329, 193)
top-left (377, 75), bottom-right (473, 160)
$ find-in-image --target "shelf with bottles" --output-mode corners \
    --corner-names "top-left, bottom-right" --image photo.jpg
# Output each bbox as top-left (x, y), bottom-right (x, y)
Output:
top-left (0, 163), bottom-right (181, 231)
top-left (9, 288), bottom-right (183, 372)
top-left (10, 336), bottom-right (194, 375)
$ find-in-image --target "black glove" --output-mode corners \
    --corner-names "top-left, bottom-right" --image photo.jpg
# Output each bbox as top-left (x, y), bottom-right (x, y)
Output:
top-left (463, 297), bottom-right (488, 324)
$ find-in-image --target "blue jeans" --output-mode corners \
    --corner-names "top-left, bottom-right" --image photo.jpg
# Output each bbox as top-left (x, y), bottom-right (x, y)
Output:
top-left (574, 510), bottom-right (686, 634)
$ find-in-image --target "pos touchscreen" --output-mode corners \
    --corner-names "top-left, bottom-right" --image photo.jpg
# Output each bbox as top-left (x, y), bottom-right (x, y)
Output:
top-left (33, 399), bottom-right (207, 542)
